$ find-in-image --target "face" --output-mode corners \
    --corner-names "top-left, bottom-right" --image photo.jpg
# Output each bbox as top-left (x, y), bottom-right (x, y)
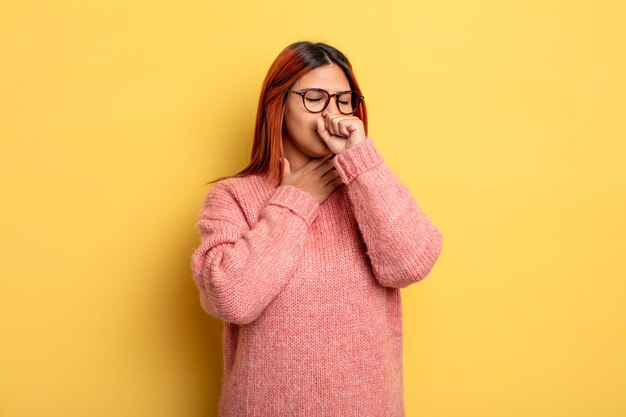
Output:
top-left (282, 63), bottom-right (352, 160)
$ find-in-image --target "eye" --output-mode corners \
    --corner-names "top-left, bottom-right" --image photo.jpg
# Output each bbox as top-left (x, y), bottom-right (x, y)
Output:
top-left (306, 98), bottom-right (322, 102)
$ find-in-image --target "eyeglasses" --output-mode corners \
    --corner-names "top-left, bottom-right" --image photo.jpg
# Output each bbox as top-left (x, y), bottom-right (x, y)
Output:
top-left (286, 88), bottom-right (364, 115)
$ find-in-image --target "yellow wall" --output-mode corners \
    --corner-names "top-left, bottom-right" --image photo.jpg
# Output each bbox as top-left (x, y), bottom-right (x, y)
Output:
top-left (1, 1), bottom-right (625, 416)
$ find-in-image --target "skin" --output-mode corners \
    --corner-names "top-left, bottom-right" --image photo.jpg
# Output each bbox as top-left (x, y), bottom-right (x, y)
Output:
top-left (282, 63), bottom-right (366, 172)
top-left (280, 63), bottom-right (368, 204)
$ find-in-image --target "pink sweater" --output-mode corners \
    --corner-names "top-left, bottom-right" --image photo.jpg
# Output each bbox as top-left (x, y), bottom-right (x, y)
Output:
top-left (190, 138), bottom-right (444, 416)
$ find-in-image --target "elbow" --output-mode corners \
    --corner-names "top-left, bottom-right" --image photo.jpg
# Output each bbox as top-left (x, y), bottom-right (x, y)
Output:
top-left (192, 255), bottom-right (261, 326)
top-left (412, 226), bottom-right (444, 281)
top-left (227, 310), bottom-right (261, 326)
top-left (196, 283), bottom-right (261, 325)
top-left (375, 266), bottom-right (430, 289)
top-left (209, 284), bottom-right (261, 325)
top-left (374, 227), bottom-right (444, 289)
top-left (425, 226), bottom-right (444, 270)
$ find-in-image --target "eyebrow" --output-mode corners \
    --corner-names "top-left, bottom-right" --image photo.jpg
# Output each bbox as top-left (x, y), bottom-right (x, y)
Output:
top-left (299, 87), bottom-right (352, 93)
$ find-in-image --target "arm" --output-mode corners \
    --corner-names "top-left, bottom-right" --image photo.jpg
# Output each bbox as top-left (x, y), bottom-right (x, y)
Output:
top-left (333, 138), bottom-right (444, 288)
top-left (190, 181), bottom-right (319, 324)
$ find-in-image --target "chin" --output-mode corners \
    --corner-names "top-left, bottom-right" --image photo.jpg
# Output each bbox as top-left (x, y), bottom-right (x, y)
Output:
top-left (313, 136), bottom-right (332, 154)
top-left (311, 145), bottom-right (332, 158)
top-left (295, 135), bottom-right (332, 158)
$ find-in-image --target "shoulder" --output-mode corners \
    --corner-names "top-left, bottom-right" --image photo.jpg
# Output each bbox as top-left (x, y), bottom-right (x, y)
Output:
top-left (213, 173), bottom-right (271, 196)
top-left (202, 174), bottom-right (272, 210)
top-left (199, 174), bottom-right (276, 228)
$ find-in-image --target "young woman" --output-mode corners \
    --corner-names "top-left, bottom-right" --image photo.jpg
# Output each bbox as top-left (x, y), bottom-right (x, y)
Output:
top-left (190, 40), bottom-right (444, 417)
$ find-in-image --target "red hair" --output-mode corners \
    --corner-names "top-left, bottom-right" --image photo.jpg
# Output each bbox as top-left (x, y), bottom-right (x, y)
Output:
top-left (205, 41), bottom-right (368, 186)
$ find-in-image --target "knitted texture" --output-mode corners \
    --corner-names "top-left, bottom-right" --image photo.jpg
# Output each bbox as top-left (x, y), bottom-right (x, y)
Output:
top-left (190, 138), bottom-right (444, 416)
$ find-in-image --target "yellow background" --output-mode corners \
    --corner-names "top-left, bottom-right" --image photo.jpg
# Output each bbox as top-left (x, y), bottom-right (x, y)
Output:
top-left (1, 1), bottom-right (625, 416)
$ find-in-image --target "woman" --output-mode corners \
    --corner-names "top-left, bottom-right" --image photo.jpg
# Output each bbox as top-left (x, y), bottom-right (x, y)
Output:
top-left (190, 41), bottom-right (444, 417)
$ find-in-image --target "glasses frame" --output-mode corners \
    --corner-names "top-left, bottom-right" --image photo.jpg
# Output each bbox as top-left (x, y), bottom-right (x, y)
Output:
top-left (286, 88), bottom-right (364, 115)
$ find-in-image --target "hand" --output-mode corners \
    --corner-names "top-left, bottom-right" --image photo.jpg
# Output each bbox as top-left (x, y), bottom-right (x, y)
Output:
top-left (280, 154), bottom-right (344, 204)
top-left (315, 113), bottom-right (367, 154)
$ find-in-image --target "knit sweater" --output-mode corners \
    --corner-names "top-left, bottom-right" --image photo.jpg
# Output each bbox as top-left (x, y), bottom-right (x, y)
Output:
top-left (190, 137), bottom-right (444, 417)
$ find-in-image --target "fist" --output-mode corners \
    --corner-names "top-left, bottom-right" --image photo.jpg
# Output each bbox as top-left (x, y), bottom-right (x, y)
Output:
top-left (316, 113), bottom-right (366, 154)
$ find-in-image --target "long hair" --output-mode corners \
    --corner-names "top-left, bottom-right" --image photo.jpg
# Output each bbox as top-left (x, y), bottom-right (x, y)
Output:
top-left (205, 41), bottom-right (368, 186)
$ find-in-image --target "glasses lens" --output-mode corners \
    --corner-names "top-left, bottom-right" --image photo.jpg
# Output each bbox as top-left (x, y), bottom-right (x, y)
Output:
top-left (338, 91), bottom-right (361, 114)
top-left (303, 89), bottom-right (329, 112)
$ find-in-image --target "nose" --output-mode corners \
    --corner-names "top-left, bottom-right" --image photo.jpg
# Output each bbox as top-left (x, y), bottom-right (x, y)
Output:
top-left (321, 96), bottom-right (340, 116)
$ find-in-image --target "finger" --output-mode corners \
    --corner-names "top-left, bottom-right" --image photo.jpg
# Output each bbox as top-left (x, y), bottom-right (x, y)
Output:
top-left (324, 173), bottom-right (340, 187)
top-left (325, 174), bottom-right (343, 188)
top-left (333, 175), bottom-right (345, 187)
top-left (320, 165), bottom-right (337, 179)
top-left (325, 113), bottom-right (341, 136)
top-left (339, 120), bottom-right (350, 137)
top-left (316, 118), bottom-right (333, 144)
top-left (310, 152), bottom-right (334, 170)
top-left (334, 115), bottom-right (354, 138)
top-left (316, 156), bottom-right (336, 172)
top-left (331, 115), bottom-right (346, 137)
top-left (344, 118), bottom-right (362, 136)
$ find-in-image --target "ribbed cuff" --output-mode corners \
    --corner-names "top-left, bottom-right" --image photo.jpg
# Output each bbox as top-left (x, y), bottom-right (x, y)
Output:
top-left (267, 185), bottom-right (320, 226)
top-left (333, 138), bottom-right (384, 185)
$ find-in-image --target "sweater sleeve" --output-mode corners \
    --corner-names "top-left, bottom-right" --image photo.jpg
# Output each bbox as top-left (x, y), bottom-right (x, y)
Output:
top-left (190, 180), bottom-right (320, 325)
top-left (332, 138), bottom-right (444, 289)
